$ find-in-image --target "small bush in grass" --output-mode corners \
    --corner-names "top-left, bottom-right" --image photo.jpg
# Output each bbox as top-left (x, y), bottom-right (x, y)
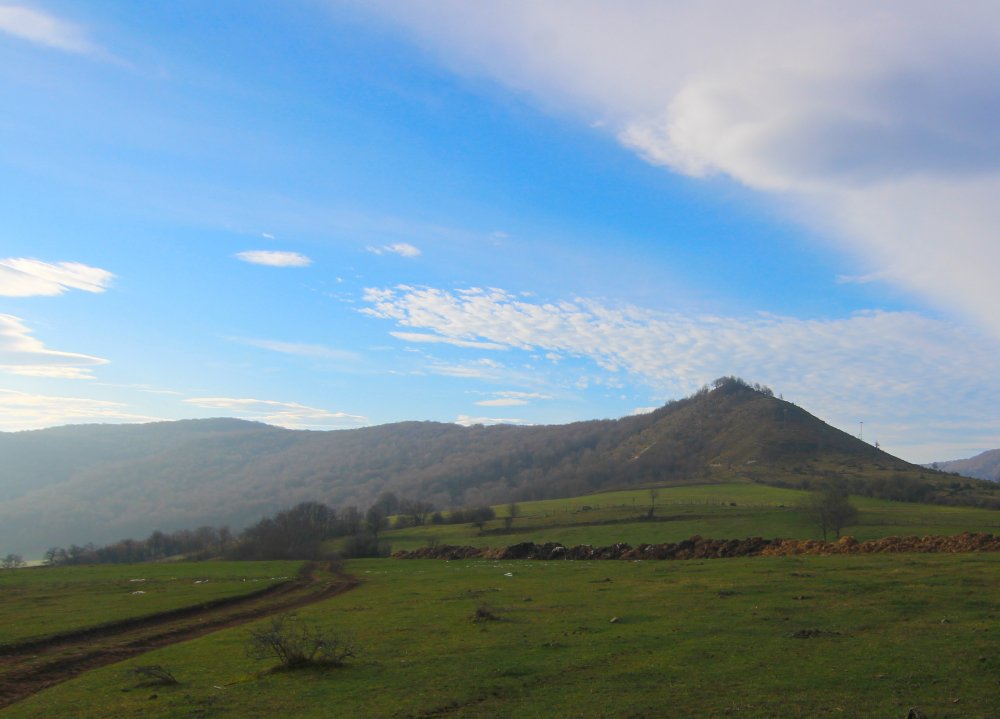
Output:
top-left (473, 604), bottom-right (501, 622)
top-left (126, 664), bottom-right (179, 686)
top-left (246, 613), bottom-right (356, 671)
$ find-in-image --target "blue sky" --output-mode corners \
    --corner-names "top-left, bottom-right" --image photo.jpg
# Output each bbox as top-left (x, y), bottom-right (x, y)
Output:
top-left (2, 1), bottom-right (1000, 463)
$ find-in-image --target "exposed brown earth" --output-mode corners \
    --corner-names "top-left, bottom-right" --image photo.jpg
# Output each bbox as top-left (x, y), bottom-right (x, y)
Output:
top-left (392, 532), bottom-right (1000, 561)
top-left (0, 561), bottom-right (358, 710)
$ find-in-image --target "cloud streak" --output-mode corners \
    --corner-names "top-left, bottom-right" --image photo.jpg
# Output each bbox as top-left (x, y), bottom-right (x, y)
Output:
top-left (0, 4), bottom-right (101, 55)
top-left (366, 242), bottom-right (421, 258)
top-left (0, 389), bottom-right (158, 431)
top-left (0, 258), bottom-right (114, 297)
top-left (0, 314), bottom-right (109, 379)
top-left (235, 250), bottom-right (313, 267)
top-left (455, 414), bottom-right (529, 427)
top-left (183, 396), bottom-right (367, 429)
top-left (232, 337), bottom-right (360, 362)
top-left (390, 331), bottom-right (508, 350)
top-left (361, 1), bottom-right (1000, 338)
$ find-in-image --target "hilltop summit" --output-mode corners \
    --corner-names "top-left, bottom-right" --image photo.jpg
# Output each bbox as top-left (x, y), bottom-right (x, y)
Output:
top-left (0, 378), bottom-right (972, 555)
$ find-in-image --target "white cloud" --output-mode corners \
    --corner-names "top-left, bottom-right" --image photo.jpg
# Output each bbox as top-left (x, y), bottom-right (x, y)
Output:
top-left (183, 396), bottom-right (366, 429)
top-left (0, 4), bottom-right (100, 55)
top-left (0, 389), bottom-right (157, 431)
top-left (455, 414), bottom-right (530, 427)
top-left (0, 314), bottom-right (109, 379)
top-left (366, 242), bottom-right (421, 258)
top-left (390, 331), bottom-right (508, 350)
top-left (0, 258), bottom-right (114, 297)
top-left (362, 285), bottom-right (1000, 461)
top-left (630, 406), bottom-right (659, 416)
top-left (231, 337), bottom-right (360, 361)
top-left (475, 390), bottom-right (551, 406)
top-left (360, 1), bottom-right (1000, 339)
top-left (430, 358), bottom-right (506, 380)
top-left (235, 250), bottom-right (312, 267)
top-left (835, 271), bottom-right (891, 286)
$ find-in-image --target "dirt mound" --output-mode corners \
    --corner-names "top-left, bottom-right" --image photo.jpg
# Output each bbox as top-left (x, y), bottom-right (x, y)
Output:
top-left (391, 532), bottom-right (1000, 561)
top-left (760, 531), bottom-right (1000, 556)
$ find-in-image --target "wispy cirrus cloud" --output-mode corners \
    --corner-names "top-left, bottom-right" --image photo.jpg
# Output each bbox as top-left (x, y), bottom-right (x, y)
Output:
top-left (429, 358), bottom-right (506, 380)
top-left (390, 331), bottom-right (508, 350)
top-left (235, 250), bottom-right (312, 267)
top-left (0, 258), bottom-right (114, 297)
top-left (631, 406), bottom-right (659, 416)
top-left (475, 390), bottom-right (552, 407)
top-left (360, 2), bottom-right (1000, 339)
top-left (366, 242), bottom-right (421, 258)
top-left (183, 396), bottom-right (366, 429)
top-left (0, 4), bottom-right (101, 55)
top-left (0, 314), bottom-right (109, 379)
top-left (231, 337), bottom-right (360, 362)
top-left (362, 285), bottom-right (1000, 461)
top-left (0, 389), bottom-right (158, 431)
top-left (455, 414), bottom-right (530, 427)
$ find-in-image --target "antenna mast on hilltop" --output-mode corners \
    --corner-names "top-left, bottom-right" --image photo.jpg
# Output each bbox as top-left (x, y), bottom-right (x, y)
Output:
top-left (859, 421), bottom-right (864, 442)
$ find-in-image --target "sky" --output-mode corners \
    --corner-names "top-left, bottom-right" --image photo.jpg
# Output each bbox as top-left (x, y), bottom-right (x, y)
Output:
top-left (1, 1), bottom-right (999, 463)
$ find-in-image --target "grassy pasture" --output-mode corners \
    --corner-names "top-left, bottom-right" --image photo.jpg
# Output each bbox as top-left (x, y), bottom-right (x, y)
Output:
top-left (5, 553), bottom-right (999, 718)
top-left (381, 482), bottom-right (1000, 552)
top-left (0, 561), bottom-right (302, 646)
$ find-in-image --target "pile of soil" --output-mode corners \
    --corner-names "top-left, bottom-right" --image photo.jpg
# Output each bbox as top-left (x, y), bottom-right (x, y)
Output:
top-left (392, 532), bottom-right (1000, 561)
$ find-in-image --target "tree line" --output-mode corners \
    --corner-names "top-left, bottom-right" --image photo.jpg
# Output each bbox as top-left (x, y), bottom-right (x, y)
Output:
top-left (38, 492), bottom-right (499, 565)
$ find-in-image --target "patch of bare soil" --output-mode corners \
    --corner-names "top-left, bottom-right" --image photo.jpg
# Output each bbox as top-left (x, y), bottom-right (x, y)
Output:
top-left (0, 562), bottom-right (359, 709)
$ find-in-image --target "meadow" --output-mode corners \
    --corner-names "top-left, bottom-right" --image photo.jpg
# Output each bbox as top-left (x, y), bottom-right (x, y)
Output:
top-left (4, 483), bottom-right (1000, 717)
top-left (0, 561), bottom-right (302, 646)
top-left (380, 482), bottom-right (1000, 552)
top-left (4, 554), bottom-right (998, 718)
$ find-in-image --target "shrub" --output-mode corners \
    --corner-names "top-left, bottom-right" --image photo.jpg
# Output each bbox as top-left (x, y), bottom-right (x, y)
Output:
top-left (126, 664), bottom-right (179, 686)
top-left (246, 614), bottom-right (355, 670)
top-left (473, 604), bottom-right (501, 622)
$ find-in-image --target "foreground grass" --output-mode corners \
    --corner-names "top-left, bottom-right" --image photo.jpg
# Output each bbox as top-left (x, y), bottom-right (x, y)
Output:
top-left (382, 482), bottom-right (1000, 552)
top-left (0, 561), bottom-right (303, 645)
top-left (7, 553), bottom-right (999, 718)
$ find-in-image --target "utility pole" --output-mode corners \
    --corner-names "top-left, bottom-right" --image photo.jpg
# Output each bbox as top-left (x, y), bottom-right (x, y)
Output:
top-left (859, 421), bottom-right (863, 442)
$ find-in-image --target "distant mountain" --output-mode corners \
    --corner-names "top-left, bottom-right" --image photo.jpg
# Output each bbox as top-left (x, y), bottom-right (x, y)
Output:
top-left (0, 378), bottom-right (976, 556)
top-left (931, 450), bottom-right (1000, 482)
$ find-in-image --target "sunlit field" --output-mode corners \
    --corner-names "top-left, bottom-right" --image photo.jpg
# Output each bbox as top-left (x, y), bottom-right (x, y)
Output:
top-left (6, 554), bottom-right (999, 718)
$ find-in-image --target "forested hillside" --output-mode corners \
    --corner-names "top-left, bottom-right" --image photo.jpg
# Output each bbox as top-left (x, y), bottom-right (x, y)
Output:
top-left (1, 378), bottom-right (991, 555)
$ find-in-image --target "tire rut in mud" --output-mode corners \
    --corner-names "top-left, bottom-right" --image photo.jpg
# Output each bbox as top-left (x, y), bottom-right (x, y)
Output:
top-left (0, 561), bottom-right (359, 709)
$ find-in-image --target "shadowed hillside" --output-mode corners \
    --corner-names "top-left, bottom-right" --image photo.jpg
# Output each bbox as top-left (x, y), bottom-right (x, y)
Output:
top-left (0, 378), bottom-right (991, 555)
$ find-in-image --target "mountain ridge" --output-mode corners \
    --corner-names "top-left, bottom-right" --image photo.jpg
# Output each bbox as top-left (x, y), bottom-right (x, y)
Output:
top-left (932, 449), bottom-right (1000, 482)
top-left (0, 378), bottom-right (986, 555)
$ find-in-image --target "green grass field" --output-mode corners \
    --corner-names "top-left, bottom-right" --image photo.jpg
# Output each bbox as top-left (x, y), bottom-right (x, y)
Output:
top-left (379, 482), bottom-right (1000, 552)
top-left (4, 484), bottom-right (1000, 717)
top-left (0, 560), bottom-right (303, 646)
top-left (5, 553), bottom-right (999, 718)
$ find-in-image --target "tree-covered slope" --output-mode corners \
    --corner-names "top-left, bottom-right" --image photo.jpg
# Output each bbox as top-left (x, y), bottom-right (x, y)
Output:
top-left (0, 378), bottom-right (989, 555)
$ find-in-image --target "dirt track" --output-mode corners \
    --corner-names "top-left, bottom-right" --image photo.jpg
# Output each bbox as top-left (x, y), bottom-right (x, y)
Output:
top-left (0, 562), bottom-right (359, 710)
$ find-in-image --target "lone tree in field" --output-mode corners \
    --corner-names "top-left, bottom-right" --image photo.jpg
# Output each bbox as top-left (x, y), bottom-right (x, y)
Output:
top-left (800, 486), bottom-right (859, 540)
top-left (504, 502), bottom-right (520, 530)
top-left (647, 488), bottom-right (659, 519)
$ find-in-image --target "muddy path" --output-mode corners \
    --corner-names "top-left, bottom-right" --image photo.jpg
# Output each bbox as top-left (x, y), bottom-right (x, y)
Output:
top-left (0, 561), bottom-right (359, 710)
